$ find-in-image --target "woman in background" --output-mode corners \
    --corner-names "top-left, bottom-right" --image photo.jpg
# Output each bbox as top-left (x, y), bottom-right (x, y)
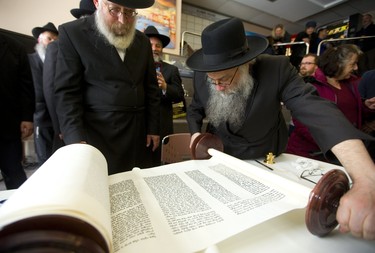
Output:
top-left (287, 44), bottom-right (375, 163)
top-left (265, 24), bottom-right (291, 56)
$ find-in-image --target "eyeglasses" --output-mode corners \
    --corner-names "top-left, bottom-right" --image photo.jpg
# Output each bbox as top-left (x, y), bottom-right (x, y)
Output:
top-left (299, 62), bottom-right (316, 67)
top-left (300, 168), bottom-right (324, 184)
top-left (206, 67), bottom-right (239, 87)
top-left (103, 0), bottom-right (138, 18)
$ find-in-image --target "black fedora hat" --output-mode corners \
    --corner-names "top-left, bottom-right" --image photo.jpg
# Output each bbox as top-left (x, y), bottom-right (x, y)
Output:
top-left (144, 26), bottom-right (170, 48)
top-left (109, 0), bottom-right (154, 8)
top-left (32, 22), bottom-right (58, 39)
top-left (186, 18), bottom-right (268, 72)
top-left (70, 0), bottom-right (96, 19)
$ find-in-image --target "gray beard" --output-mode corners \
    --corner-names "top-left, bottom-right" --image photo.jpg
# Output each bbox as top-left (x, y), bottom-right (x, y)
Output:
top-left (153, 54), bottom-right (162, 63)
top-left (206, 70), bottom-right (254, 129)
top-left (35, 43), bottom-right (46, 62)
top-left (95, 8), bottom-right (136, 50)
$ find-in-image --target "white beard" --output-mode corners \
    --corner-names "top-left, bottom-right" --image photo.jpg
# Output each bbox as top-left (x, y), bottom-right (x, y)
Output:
top-left (35, 43), bottom-right (46, 62)
top-left (95, 6), bottom-right (136, 50)
top-left (206, 67), bottom-right (254, 129)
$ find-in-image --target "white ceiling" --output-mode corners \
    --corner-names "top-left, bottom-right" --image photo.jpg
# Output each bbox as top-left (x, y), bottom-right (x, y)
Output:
top-left (181, 0), bottom-right (375, 34)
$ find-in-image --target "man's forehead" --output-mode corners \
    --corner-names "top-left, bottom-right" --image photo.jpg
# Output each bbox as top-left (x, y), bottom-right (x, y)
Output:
top-left (41, 31), bottom-right (58, 37)
top-left (302, 56), bottom-right (315, 62)
top-left (106, 0), bottom-right (131, 8)
top-left (150, 37), bottom-right (162, 45)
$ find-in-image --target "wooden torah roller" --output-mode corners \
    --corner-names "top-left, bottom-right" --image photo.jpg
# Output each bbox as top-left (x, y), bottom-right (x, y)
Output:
top-left (191, 133), bottom-right (224, 160)
top-left (305, 169), bottom-right (350, 237)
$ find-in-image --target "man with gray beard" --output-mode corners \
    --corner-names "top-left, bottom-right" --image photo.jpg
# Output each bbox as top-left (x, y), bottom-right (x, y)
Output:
top-left (206, 64), bottom-right (253, 129)
top-left (54, 0), bottom-right (160, 175)
top-left (187, 18), bottom-right (375, 240)
top-left (29, 22), bottom-right (58, 166)
top-left (143, 25), bottom-right (184, 166)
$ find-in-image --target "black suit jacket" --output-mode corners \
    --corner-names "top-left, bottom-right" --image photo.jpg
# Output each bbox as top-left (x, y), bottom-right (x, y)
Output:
top-left (55, 16), bottom-right (160, 174)
top-left (159, 61), bottom-right (184, 138)
top-left (187, 54), bottom-right (371, 160)
top-left (43, 41), bottom-right (60, 135)
top-left (28, 51), bottom-right (52, 127)
top-left (0, 34), bottom-right (35, 139)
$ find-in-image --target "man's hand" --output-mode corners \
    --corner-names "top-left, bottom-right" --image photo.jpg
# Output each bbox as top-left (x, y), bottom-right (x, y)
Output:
top-left (147, 135), bottom-right (160, 151)
top-left (20, 121), bottom-right (33, 139)
top-left (156, 71), bottom-right (167, 91)
top-left (332, 139), bottom-right (375, 240)
top-left (337, 177), bottom-right (375, 240)
top-left (189, 132), bottom-right (201, 149)
top-left (364, 97), bottom-right (375, 110)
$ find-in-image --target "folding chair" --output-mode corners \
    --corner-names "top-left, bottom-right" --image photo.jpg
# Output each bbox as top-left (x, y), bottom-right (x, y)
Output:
top-left (161, 133), bottom-right (192, 164)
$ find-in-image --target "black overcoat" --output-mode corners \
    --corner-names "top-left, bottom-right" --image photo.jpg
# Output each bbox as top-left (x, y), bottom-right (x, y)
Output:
top-left (55, 16), bottom-right (160, 174)
top-left (159, 61), bottom-right (184, 139)
top-left (0, 34), bottom-right (35, 139)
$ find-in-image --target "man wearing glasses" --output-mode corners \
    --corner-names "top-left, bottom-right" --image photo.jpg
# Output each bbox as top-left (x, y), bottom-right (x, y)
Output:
top-left (298, 53), bottom-right (318, 78)
top-left (54, 0), bottom-right (160, 175)
top-left (187, 18), bottom-right (375, 240)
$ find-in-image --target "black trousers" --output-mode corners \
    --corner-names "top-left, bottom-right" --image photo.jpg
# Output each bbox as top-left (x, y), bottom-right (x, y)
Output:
top-left (34, 125), bottom-right (54, 166)
top-left (0, 138), bottom-right (27, 189)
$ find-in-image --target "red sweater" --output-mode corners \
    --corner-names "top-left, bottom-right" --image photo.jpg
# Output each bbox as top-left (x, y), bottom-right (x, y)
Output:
top-left (286, 68), bottom-right (367, 161)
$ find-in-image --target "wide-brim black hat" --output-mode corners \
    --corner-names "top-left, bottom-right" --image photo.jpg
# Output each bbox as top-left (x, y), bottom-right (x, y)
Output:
top-left (70, 0), bottom-right (96, 19)
top-left (144, 25), bottom-right (170, 48)
top-left (32, 22), bottom-right (58, 39)
top-left (186, 18), bottom-right (268, 72)
top-left (109, 0), bottom-right (154, 8)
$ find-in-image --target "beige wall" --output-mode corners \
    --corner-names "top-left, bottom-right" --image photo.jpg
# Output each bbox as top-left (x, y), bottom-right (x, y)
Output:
top-left (0, 0), bottom-right (79, 36)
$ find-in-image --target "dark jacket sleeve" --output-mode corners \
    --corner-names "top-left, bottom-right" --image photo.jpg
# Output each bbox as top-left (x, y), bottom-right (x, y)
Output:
top-left (162, 63), bottom-right (184, 103)
top-left (0, 34), bottom-right (35, 138)
top-left (43, 41), bottom-right (60, 134)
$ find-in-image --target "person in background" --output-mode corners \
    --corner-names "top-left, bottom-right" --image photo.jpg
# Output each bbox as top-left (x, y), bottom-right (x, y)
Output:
top-left (265, 24), bottom-right (291, 56)
top-left (358, 69), bottom-right (375, 157)
top-left (288, 53), bottom-right (319, 135)
top-left (299, 53), bottom-right (318, 79)
top-left (315, 27), bottom-right (329, 55)
top-left (186, 18), bottom-right (375, 240)
top-left (0, 33), bottom-right (35, 189)
top-left (43, 0), bottom-right (96, 152)
top-left (356, 13), bottom-right (375, 75)
top-left (287, 44), bottom-right (375, 162)
top-left (144, 25), bottom-right (185, 166)
top-left (28, 22), bottom-right (58, 167)
top-left (290, 20), bottom-right (318, 68)
top-left (54, 0), bottom-right (160, 175)
top-left (359, 69), bottom-right (375, 99)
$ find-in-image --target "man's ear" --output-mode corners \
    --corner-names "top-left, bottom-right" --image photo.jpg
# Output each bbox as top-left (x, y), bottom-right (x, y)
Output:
top-left (93, 0), bottom-right (100, 9)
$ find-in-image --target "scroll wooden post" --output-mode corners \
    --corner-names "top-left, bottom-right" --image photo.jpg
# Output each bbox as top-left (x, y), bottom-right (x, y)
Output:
top-left (191, 133), bottom-right (224, 160)
top-left (305, 169), bottom-right (350, 237)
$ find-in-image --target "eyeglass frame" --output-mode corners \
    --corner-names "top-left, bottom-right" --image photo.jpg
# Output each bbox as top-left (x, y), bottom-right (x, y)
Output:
top-left (299, 62), bottom-right (316, 67)
top-left (300, 168), bottom-right (324, 184)
top-left (102, 0), bottom-right (138, 18)
top-left (206, 67), bottom-right (239, 87)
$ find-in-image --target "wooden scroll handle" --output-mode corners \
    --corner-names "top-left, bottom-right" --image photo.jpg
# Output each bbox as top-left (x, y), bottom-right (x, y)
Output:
top-left (0, 215), bottom-right (108, 253)
top-left (305, 169), bottom-right (350, 237)
top-left (191, 133), bottom-right (224, 160)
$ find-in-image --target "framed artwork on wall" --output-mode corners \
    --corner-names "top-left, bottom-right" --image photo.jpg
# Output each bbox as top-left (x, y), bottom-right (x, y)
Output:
top-left (136, 0), bottom-right (181, 55)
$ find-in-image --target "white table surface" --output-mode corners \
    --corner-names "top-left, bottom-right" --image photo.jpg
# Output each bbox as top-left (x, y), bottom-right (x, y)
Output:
top-left (202, 154), bottom-right (375, 253)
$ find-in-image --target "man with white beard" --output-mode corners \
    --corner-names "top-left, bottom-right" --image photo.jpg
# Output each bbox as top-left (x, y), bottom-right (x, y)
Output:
top-left (187, 18), bottom-right (375, 240)
top-left (54, 0), bottom-right (160, 174)
top-left (29, 22), bottom-right (58, 166)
